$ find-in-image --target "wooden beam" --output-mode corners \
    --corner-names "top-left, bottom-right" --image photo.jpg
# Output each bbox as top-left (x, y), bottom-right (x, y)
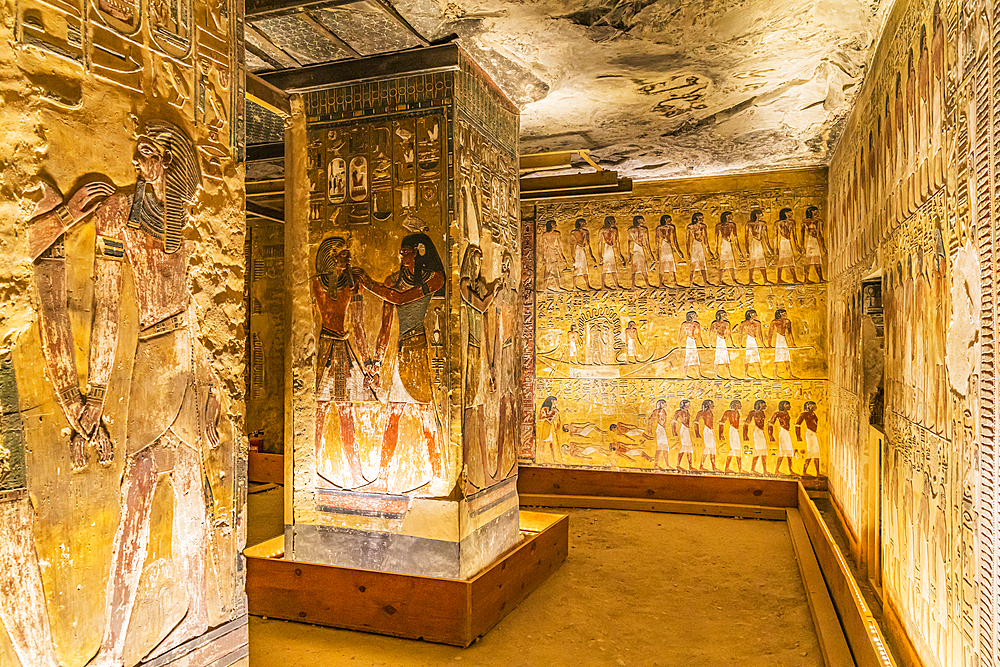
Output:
top-left (369, 0), bottom-right (430, 46)
top-left (261, 43), bottom-right (459, 93)
top-left (519, 152), bottom-right (572, 173)
top-left (248, 452), bottom-right (284, 484)
top-left (299, 10), bottom-right (363, 58)
top-left (247, 201), bottom-right (284, 223)
top-left (245, 41), bottom-right (285, 70)
top-left (246, 178), bottom-right (285, 196)
top-left (786, 508), bottom-right (857, 667)
top-left (797, 484), bottom-right (898, 667)
top-left (247, 72), bottom-right (292, 117)
top-left (519, 493), bottom-right (787, 520)
top-left (516, 466), bottom-right (800, 508)
top-left (246, 142), bottom-right (285, 162)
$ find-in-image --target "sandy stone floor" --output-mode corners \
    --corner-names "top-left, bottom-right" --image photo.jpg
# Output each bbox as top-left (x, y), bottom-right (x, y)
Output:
top-left (247, 485), bottom-right (824, 666)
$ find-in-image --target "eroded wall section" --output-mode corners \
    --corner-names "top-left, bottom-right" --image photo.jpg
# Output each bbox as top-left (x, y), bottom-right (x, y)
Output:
top-left (521, 170), bottom-right (828, 480)
top-left (0, 0), bottom-right (248, 663)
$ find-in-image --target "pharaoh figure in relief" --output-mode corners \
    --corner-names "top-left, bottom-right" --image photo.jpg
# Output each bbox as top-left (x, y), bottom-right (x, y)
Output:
top-left (27, 122), bottom-right (237, 666)
top-left (313, 235), bottom-right (371, 488)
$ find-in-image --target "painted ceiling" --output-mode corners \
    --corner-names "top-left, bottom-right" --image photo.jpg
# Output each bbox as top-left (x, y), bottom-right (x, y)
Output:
top-left (246, 0), bottom-right (892, 178)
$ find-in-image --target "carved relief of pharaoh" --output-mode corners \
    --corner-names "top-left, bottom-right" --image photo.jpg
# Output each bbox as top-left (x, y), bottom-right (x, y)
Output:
top-left (28, 121), bottom-right (235, 667)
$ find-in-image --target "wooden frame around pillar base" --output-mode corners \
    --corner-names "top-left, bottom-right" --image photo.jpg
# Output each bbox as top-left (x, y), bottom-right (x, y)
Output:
top-left (244, 510), bottom-right (568, 647)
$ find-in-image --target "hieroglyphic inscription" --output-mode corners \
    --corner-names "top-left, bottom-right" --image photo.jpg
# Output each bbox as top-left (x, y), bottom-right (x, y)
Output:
top-left (826, 0), bottom-right (978, 662)
top-left (522, 171), bottom-right (829, 477)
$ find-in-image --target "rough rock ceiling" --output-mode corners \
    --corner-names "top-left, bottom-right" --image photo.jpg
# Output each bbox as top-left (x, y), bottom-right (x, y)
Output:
top-left (399, 0), bottom-right (891, 178)
top-left (246, 0), bottom-right (891, 178)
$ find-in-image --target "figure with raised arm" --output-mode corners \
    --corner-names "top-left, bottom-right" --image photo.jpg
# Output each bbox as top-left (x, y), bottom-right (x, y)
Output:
top-left (29, 123), bottom-right (236, 666)
top-left (360, 233), bottom-right (447, 492)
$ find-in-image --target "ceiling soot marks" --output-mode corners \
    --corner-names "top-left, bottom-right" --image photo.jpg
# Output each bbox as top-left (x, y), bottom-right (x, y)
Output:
top-left (391, 0), bottom-right (890, 178)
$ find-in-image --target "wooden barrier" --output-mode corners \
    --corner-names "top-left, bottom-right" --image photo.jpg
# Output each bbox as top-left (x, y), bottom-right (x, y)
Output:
top-left (520, 493), bottom-right (787, 520)
top-left (517, 465), bottom-right (800, 507)
top-left (245, 511), bottom-right (568, 647)
top-left (515, 466), bottom-right (906, 667)
top-left (797, 485), bottom-right (897, 667)
top-left (248, 452), bottom-right (284, 485)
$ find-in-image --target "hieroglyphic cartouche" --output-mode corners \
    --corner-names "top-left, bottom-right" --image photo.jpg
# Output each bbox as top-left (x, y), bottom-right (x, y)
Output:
top-left (826, 0), bottom-right (977, 662)
top-left (522, 171), bottom-right (829, 479)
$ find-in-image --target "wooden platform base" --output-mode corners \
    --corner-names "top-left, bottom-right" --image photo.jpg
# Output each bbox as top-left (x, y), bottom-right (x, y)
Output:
top-left (244, 510), bottom-right (568, 647)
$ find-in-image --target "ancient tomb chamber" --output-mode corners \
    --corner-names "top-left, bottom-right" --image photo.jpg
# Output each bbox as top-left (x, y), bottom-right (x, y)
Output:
top-left (0, 0), bottom-right (249, 662)
top-left (280, 45), bottom-right (523, 579)
top-left (520, 170), bottom-right (830, 480)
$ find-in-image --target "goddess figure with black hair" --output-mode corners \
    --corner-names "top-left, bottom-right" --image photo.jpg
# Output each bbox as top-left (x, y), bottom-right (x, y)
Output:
top-left (360, 233), bottom-right (447, 493)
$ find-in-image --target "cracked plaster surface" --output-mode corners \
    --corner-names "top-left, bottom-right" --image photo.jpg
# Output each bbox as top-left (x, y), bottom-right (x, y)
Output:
top-left (395, 0), bottom-right (891, 178)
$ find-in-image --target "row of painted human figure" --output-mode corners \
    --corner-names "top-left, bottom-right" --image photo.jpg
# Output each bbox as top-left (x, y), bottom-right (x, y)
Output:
top-left (884, 451), bottom-right (948, 655)
top-left (884, 246), bottom-right (948, 434)
top-left (538, 397), bottom-right (821, 476)
top-left (833, 1), bottom-right (945, 259)
top-left (538, 207), bottom-right (826, 291)
top-left (568, 308), bottom-right (799, 378)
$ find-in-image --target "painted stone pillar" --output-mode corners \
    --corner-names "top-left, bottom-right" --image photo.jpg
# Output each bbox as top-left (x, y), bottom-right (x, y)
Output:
top-left (283, 45), bottom-right (522, 579)
top-left (0, 0), bottom-right (249, 662)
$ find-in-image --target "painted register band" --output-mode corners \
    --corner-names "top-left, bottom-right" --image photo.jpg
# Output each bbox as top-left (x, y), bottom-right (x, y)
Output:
top-left (28, 122), bottom-right (235, 666)
top-left (536, 205), bottom-right (826, 291)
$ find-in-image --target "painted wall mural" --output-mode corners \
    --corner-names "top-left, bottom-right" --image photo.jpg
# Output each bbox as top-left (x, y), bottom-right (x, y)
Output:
top-left (521, 170), bottom-right (829, 480)
top-left (287, 47), bottom-right (521, 580)
top-left (825, 0), bottom-right (981, 664)
top-left (0, 0), bottom-right (248, 662)
top-left (246, 220), bottom-right (286, 454)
